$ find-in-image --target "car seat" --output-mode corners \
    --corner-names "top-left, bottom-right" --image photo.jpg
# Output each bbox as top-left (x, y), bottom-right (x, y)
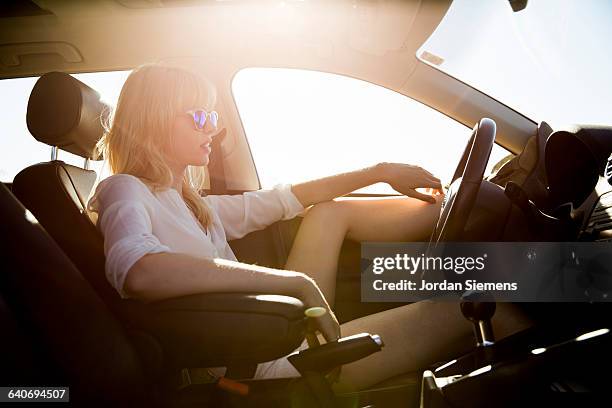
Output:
top-left (0, 181), bottom-right (151, 406)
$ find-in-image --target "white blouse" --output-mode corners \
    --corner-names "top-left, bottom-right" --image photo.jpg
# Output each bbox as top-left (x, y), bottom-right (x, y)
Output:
top-left (86, 173), bottom-right (306, 299)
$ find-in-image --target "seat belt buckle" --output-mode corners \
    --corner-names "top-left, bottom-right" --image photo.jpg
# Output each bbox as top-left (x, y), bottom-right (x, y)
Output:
top-left (217, 376), bottom-right (250, 396)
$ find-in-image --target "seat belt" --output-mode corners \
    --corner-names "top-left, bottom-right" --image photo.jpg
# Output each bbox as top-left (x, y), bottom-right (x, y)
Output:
top-left (209, 128), bottom-right (228, 195)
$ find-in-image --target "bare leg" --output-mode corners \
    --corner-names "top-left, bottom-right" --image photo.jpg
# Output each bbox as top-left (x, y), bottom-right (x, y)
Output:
top-left (284, 200), bottom-right (349, 305)
top-left (285, 195), bottom-right (442, 305)
top-left (335, 301), bottom-right (532, 390)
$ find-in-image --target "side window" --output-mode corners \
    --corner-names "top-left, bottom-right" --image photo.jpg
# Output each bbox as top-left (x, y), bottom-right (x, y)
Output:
top-left (232, 68), bottom-right (510, 194)
top-left (0, 71), bottom-right (129, 183)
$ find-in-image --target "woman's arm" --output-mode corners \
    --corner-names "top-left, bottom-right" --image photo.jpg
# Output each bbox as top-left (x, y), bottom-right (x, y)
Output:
top-left (125, 252), bottom-right (307, 301)
top-left (290, 162), bottom-right (442, 207)
top-left (125, 252), bottom-right (341, 341)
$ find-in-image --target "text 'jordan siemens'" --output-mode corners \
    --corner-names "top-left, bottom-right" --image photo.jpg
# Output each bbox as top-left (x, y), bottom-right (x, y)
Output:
top-left (372, 279), bottom-right (518, 292)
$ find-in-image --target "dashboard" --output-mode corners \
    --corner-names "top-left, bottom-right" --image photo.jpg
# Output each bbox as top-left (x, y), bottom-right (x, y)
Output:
top-left (580, 173), bottom-right (612, 241)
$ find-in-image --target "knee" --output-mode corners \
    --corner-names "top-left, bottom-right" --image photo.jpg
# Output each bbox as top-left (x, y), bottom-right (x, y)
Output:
top-left (305, 200), bottom-right (341, 217)
top-left (304, 200), bottom-right (348, 227)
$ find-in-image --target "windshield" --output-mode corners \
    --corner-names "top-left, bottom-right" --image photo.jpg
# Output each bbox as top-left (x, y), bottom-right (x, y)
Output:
top-left (419, 0), bottom-right (612, 127)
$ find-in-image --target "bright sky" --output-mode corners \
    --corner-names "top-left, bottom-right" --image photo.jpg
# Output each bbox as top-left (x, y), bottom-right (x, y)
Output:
top-left (421, 0), bottom-right (612, 127)
top-left (1, 0), bottom-right (609, 190)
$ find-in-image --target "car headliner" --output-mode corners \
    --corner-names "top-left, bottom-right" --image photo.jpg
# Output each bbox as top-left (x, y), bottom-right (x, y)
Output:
top-left (0, 0), bottom-right (536, 190)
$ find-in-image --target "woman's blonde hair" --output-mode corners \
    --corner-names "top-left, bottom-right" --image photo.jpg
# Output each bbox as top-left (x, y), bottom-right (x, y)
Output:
top-left (95, 63), bottom-right (216, 230)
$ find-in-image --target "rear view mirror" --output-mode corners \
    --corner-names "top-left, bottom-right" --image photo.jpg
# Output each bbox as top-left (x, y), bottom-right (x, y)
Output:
top-left (509, 0), bottom-right (528, 12)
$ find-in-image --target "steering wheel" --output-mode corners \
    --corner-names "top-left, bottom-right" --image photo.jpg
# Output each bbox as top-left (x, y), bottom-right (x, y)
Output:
top-left (430, 118), bottom-right (496, 244)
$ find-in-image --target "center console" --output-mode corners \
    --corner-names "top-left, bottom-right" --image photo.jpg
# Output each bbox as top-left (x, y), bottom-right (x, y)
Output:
top-left (419, 303), bottom-right (612, 407)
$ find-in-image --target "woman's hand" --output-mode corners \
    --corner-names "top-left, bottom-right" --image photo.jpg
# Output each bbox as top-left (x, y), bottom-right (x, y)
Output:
top-left (298, 275), bottom-right (341, 343)
top-left (376, 162), bottom-right (443, 204)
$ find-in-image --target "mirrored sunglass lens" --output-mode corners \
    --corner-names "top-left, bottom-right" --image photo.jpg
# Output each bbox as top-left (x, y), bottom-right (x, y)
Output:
top-left (196, 110), bottom-right (206, 129)
top-left (210, 111), bottom-right (219, 128)
top-left (189, 111), bottom-right (200, 129)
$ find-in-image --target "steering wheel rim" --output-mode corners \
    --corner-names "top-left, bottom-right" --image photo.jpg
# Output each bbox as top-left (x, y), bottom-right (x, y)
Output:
top-left (431, 118), bottom-right (496, 243)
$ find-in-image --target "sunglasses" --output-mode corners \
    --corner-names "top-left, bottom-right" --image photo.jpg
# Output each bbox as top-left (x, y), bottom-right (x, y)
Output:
top-left (186, 109), bottom-right (219, 131)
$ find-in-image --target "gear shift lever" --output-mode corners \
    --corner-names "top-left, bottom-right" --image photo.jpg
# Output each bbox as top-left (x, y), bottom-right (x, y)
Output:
top-left (460, 301), bottom-right (496, 347)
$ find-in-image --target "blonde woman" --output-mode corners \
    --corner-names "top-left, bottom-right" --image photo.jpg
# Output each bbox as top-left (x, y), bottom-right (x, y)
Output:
top-left (87, 63), bottom-right (531, 390)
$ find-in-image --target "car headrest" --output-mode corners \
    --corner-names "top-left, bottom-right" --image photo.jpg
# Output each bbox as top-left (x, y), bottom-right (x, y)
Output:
top-left (26, 72), bottom-right (110, 160)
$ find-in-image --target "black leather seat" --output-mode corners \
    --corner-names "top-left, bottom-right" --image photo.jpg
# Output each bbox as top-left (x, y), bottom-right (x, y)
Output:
top-left (0, 182), bottom-right (150, 406)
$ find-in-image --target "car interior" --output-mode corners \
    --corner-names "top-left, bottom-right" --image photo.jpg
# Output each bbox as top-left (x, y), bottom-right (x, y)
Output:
top-left (1, 0), bottom-right (612, 407)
